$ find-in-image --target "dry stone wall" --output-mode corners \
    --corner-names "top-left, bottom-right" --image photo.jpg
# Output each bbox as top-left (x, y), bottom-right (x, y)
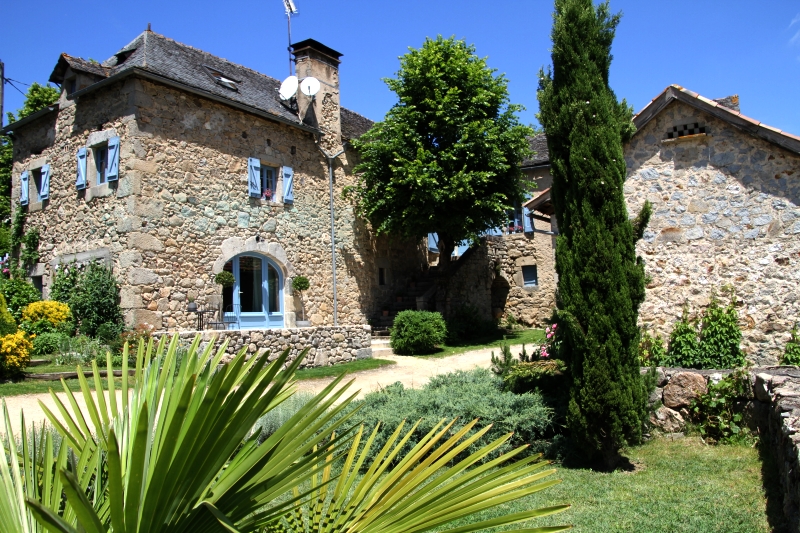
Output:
top-left (624, 99), bottom-right (800, 364)
top-left (176, 325), bottom-right (372, 367)
top-left (11, 77), bottom-right (425, 330)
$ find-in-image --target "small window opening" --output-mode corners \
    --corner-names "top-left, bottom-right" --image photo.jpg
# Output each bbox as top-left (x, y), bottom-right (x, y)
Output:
top-left (31, 276), bottom-right (43, 296)
top-left (32, 168), bottom-right (44, 203)
top-left (522, 265), bottom-right (538, 287)
top-left (94, 144), bottom-right (108, 185)
top-left (66, 78), bottom-right (77, 95)
top-left (378, 268), bottom-right (386, 286)
top-left (666, 123), bottom-right (706, 139)
top-left (203, 65), bottom-right (240, 91)
top-left (260, 165), bottom-right (277, 201)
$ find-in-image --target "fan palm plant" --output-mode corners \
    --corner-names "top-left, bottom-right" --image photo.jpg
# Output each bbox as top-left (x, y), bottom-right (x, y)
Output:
top-left (1, 402), bottom-right (99, 532)
top-left (24, 334), bottom-right (570, 532)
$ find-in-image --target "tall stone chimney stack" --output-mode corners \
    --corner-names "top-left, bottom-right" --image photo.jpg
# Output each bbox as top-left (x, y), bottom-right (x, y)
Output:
top-left (291, 39), bottom-right (343, 151)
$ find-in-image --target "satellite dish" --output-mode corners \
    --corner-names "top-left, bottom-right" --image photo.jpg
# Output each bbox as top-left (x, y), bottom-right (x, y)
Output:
top-left (279, 75), bottom-right (298, 100)
top-left (300, 76), bottom-right (321, 97)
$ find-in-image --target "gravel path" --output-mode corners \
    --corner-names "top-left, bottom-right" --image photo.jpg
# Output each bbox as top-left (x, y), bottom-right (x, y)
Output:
top-left (1, 345), bottom-right (513, 438)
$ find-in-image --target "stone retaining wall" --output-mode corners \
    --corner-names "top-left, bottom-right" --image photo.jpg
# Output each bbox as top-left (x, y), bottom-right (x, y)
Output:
top-left (647, 366), bottom-right (800, 531)
top-left (175, 325), bottom-right (372, 368)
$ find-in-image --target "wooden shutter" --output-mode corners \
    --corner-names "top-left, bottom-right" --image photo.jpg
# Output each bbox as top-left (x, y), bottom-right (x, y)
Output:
top-left (282, 166), bottom-right (294, 203)
top-left (107, 136), bottom-right (120, 181)
top-left (19, 171), bottom-right (29, 206)
top-left (76, 147), bottom-right (87, 190)
top-left (523, 193), bottom-right (533, 233)
top-left (40, 164), bottom-right (51, 201)
top-left (247, 158), bottom-right (261, 198)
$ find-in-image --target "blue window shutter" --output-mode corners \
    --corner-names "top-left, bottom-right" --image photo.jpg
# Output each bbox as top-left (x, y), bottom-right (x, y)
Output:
top-left (76, 148), bottom-right (87, 190)
top-left (523, 193), bottom-right (533, 232)
top-left (247, 158), bottom-right (261, 198)
top-left (522, 265), bottom-right (538, 286)
top-left (40, 164), bottom-right (51, 201)
top-left (19, 171), bottom-right (29, 206)
top-left (427, 233), bottom-right (439, 253)
top-left (107, 136), bottom-right (120, 181)
top-left (282, 166), bottom-right (294, 203)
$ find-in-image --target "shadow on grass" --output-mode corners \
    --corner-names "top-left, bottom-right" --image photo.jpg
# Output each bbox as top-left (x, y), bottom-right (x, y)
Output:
top-left (758, 436), bottom-right (790, 533)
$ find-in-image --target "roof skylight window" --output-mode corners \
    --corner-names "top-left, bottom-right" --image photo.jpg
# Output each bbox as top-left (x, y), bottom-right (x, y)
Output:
top-left (203, 66), bottom-right (240, 91)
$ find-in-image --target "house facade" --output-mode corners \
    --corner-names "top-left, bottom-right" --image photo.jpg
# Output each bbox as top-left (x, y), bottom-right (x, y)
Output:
top-left (5, 31), bottom-right (426, 332)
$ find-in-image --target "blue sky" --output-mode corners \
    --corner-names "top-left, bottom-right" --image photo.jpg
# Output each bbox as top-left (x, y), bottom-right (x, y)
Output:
top-left (2, 1), bottom-right (799, 134)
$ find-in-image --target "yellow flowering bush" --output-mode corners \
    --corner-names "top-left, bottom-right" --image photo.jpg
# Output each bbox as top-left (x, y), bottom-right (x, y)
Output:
top-left (0, 330), bottom-right (32, 377)
top-left (22, 300), bottom-right (71, 327)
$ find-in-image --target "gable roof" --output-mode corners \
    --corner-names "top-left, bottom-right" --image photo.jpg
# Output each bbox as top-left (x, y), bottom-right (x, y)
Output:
top-left (634, 84), bottom-right (800, 156)
top-left (20, 31), bottom-right (373, 138)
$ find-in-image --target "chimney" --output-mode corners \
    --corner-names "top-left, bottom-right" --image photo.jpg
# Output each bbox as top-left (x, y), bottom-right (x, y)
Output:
top-left (291, 39), bottom-right (343, 150)
top-left (713, 94), bottom-right (740, 112)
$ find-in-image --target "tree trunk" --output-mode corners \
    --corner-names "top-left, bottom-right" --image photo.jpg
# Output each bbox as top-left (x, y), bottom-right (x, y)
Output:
top-left (436, 233), bottom-right (456, 275)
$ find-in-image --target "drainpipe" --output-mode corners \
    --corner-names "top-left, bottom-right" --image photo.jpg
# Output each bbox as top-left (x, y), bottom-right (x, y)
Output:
top-left (317, 141), bottom-right (348, 326)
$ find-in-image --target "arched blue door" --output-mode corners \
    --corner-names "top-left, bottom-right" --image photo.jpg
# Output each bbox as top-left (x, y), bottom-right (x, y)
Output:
top-left (221, 255), bottom-right (284, 329)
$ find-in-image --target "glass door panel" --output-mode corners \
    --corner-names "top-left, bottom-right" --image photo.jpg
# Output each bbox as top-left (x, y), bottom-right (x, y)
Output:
top-left (238, 256), bottom-right (263, 313)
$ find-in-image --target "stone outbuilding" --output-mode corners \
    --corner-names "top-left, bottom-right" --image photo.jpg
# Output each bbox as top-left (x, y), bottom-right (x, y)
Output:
top-left (512, 86), bottom-right (800, 363)
top-left (4, 30), bottom-right (427, 332)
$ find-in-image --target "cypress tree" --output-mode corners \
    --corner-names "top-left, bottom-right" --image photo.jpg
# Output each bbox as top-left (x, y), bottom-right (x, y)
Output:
top-left (537, 0), bottom-right (650, 469)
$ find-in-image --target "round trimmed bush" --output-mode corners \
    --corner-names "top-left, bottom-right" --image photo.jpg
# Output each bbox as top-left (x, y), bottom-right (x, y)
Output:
top-left (0, 293), bottom-right (17, 337)
top-left (390, 310), bottom-right (447, 355)
top-left (0, 330), bottom-right (32, 378)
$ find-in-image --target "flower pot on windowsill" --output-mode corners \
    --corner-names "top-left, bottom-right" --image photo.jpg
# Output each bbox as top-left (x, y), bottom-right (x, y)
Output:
top-left (296, 320), bottom-right (311, 328)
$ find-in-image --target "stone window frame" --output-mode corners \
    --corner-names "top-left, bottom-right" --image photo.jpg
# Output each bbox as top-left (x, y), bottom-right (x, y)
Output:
top-left (258, 162), bottom-right (282, 204)
top-left (83, 129), bottom-right (118, 200)
top-left (512, 257), bottom-right (540, 291)
top-left (24, 157), bottom-right (49, 212)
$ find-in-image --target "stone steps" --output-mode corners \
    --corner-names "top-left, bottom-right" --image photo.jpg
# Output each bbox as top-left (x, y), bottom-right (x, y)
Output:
top-left (370, 336), bottom-right (393, 357)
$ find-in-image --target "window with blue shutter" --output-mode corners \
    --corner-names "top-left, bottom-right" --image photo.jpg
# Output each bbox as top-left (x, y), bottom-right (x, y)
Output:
top-left (39, 164), bottom-right (51, 201)
top-left (259, 166), bottom-right (276, 201)
top-left (76, 148), bottom-right (87, 190)
top-left (282, 166), bottom-right (294, 203)
top-left (522, 265), bottom-right (538, 287)
top-left (523, 193), bottom-right (533, 233)
top-left (107, 136), bottom-right (120, 181)
top-left (19, 171), bottom-right (29, 206)
top-left (247, 158), bottom-right (261, 198)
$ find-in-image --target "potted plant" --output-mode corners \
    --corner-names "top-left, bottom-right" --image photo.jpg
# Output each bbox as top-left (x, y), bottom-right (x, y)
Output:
top-left (292, 275), bottom-right (311, 327)
top-left (214, 271), bottom-right (235, 288)
top-left (187, 296), bottom-right (198, 313)
top-left (395, 290), bottom-right (405, 303)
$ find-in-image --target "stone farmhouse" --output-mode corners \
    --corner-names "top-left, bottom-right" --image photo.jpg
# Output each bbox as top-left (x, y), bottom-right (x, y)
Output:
top-left (4, 30), bottom-right (430, 336)
top-left (518, 86), bottom-right (800, 364)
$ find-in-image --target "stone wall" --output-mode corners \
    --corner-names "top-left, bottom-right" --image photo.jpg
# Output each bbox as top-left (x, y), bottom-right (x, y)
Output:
top-left (624, 99), bottom-right (800, 364)
top-left (437, 233), bottom-right (556, 327)
top-left (11, 76), bottom-right (426, 331)
top-left (646, 366), bottom-right (800, 531)
top-left (175, 325), bottom-right (372, 368)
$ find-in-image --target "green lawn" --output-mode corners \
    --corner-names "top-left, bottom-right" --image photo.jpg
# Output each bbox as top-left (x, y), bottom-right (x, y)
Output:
top-left (443, 437), bottom-right (782, 533)
top-left (416, 328), bottom-right (545, 358)
top-left (0, 376), bottom-right (130, 396)
top-left (294, 358), bottom-right (395, 380)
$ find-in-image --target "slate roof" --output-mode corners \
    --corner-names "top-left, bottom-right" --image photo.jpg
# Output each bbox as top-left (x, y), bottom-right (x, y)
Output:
top-left (521, 134), bottom-right (550, 167)
top-left (634, 84), bottom-right (800, 156)
top-left (43, 31), bottom-right (373, 138)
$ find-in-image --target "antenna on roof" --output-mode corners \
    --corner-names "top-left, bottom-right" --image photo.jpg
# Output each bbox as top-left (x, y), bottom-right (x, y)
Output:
top-left (282, 0), bottom-right (298, 76)
top-left (147, 22), bottom-right (151, 32)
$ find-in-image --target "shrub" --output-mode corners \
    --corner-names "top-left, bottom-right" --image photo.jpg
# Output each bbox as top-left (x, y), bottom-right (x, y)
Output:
top-left (0, 330), bottom-right (32, 378)
top-left (253, 392), bottom-right (316, 443)
top-left (69, 262), bottom-right (124, 337)
top-left (22, 300), bottom-right (71, 327)
top-left (665, 295), bottom-right (745, 369)
top-left (32, 331), bottom-right (69, 357)
top-left (782, 324), bottom-right (800, 366)
top-left (0, 277), bottom-right (41, 321)
top-left (49, 263), bottom-right (81, 304)
top-left (331, 368), bottom-right (554, 465)
top-left (54, 335), bottom-right (107, 367)
top-left (446, 304), bottom-right (496, 343)
top-left (690, 368), bottom-right (753, 444)
top-left (109, 323), bottom-right (156, 356)
top-left (0, 293), bottom-right (16, 336)
top-left (504, 359), bottom-right (568, 395)
top-left (96, 322), bottom-right (123, 344)
top-left (639, 328), bottom-right (666, 366)
top-left (390, 310), bottom-right (447, 355)
top-left (214, 270), bottom-right (235, 287)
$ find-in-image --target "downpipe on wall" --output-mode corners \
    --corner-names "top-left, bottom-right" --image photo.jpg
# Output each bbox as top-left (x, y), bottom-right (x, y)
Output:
top-left (317, 140), bottom-right (348, 326)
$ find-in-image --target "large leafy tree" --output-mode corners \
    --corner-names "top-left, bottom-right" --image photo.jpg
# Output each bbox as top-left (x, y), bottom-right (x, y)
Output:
top-left (349, 36), bottom-right (533, 271)
top-left (537, 0), bottom-right (650, 469)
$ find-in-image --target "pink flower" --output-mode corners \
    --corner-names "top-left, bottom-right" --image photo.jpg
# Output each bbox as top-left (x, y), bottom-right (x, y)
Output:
top-left (546, 333), bottom-right (552, 339)
top-left (551, 324), bottom-right (557, 330)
